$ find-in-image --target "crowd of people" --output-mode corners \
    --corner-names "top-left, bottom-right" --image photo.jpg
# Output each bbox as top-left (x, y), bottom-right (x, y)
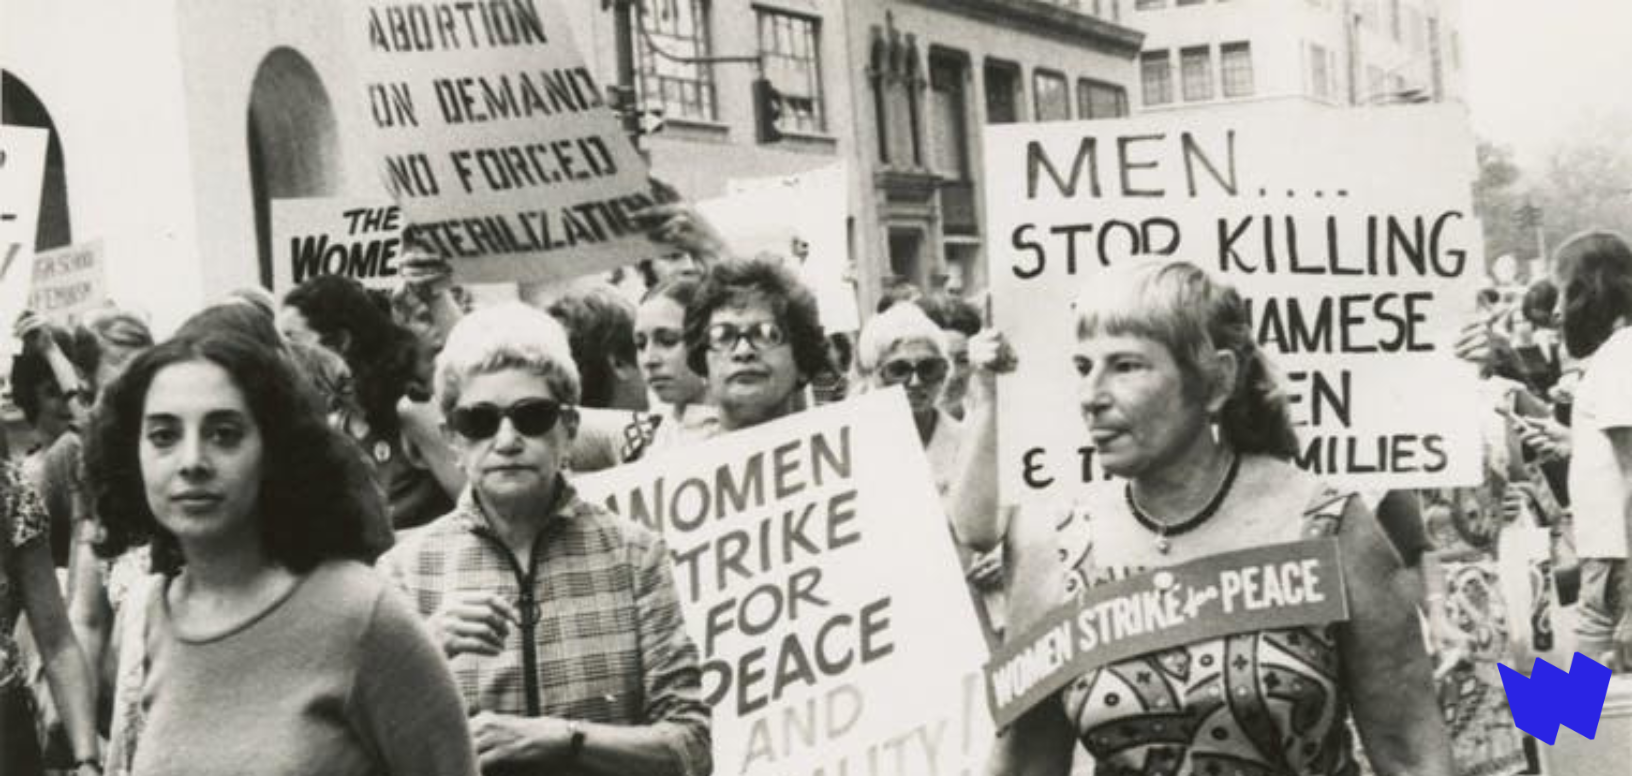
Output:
top-left (1, 174), bottom-right (1629, 776)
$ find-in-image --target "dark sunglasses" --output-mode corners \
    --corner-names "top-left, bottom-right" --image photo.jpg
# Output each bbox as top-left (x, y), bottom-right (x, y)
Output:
top-left (449, 399), bottom-right (569, 440)
top-left (635, 328), bottom-right (685, 351)
top-left (706, 321), bottom-right (786, 353)
top-left (880, 357), bottom-right (949, 384)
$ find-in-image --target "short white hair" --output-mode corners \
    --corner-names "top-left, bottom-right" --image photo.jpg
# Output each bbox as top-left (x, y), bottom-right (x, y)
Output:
top-left (856, 303), bottom-right (948, 375)
top-left (435, 302), bottom-right (581, 413)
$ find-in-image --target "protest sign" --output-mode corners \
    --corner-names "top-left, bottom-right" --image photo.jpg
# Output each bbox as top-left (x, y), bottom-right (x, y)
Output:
top-left (1, 126), bottom-right (48, 350)
top-left (710, 164), bottom-right (862, 332)
top-left (346, 0), bottom-right (658, 284)
top-left (27, 241), bottom-right (107, 321)
top-left (982, 103), bottom-right (1485, 504)
top-left (575, 390), bottom-right (992, 776)
top-left (984, 538), bottom-right (1348, 727)
top-left (271, 198), bottom-right (405, 294)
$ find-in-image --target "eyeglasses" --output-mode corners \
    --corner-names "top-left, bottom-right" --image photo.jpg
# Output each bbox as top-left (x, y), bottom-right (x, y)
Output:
top-left (635, 328), bottom-right (684, 351)
top-left (449, 399), bottom-right (569, 440)
top-left (879, 357), bottom-right (949, 385)
top-left (706, 321), bottom-right (786, 353)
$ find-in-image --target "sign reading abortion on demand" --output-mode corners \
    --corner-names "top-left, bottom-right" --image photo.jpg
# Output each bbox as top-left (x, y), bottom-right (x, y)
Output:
top-left (347, 0), bottom-right (658, 284)
top-left (985, 538), bottom-right (1348, 726)
top-left (576, 391), bottom-right (992, 776)
top-left (983, 103), bottom-right (1485, 504)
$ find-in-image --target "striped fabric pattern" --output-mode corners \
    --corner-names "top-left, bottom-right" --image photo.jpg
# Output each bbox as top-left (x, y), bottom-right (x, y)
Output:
top-left (380, 482), bottom-right (711, 775)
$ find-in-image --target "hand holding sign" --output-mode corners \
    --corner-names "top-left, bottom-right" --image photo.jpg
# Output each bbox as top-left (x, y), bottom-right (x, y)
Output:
top-left (966, 329), bottom-right (1018, 405)
top-left (13, 309), bottom-right (53, 353)
top-left (631, 200), bottom-right (729, 263)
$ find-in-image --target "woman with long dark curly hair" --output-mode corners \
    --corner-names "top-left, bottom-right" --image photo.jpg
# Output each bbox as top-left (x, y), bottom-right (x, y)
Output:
top-left (280, 275), bottom-right (453, 529)
top-left (84, 330), bottom-right (475, 776)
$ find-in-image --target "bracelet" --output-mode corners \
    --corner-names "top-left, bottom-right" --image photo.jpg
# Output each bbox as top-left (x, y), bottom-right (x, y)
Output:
top-left (74, 757), bottom-right (103, 773)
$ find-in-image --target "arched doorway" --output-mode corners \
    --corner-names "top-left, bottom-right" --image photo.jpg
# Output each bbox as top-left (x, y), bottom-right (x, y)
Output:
top-left (246, 48), bottom-right (341, 289)
top-left (2, 71), bottom-right (72, 252)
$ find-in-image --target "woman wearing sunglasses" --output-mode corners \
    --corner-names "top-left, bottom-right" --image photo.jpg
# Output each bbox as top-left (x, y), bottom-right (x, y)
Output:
top-left (681, 257), bottom-right (830, 435)
top-left (856, 303), bottom-right (960, 497)
top-left (83, 330), bottom-right (476, 776)
top-left (378, 303), bottom-right (711, 776)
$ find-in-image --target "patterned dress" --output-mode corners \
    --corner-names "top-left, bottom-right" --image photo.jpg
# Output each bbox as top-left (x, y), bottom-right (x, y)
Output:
top-left (0, 460), bottom-right (49, 692)
top-left (1056, 478), bottom-right (1360, 776)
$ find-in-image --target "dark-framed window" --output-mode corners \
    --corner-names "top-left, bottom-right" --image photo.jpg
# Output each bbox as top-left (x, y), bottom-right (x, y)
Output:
top-left (929, 48), bottom-right (971, 178)
top-left (1221, 42), bottom-right (1254, 97)
top-left (1033, 69), bottom-right (1070, 121)
top-left (756, 7), bottom-right (825, 133)
top-left (984, 58), bottom-right (1021, 124)
top-left (1180, 45), bottom-right (1213, 101)
top-left (1077, 78), bottom-right (1128, 119)
top-left (635, 0), bottom-right (716, 121)
top-left (1141, 50), bottom-right (1173, 106)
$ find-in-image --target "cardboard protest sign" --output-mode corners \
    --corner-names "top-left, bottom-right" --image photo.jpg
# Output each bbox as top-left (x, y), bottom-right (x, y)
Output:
top-left (575, 390), bottom-right (993, 776)
top-left (984, 538), bottom-right (1348, 727)
top-left (982, 103), bottom-right (1485, 504)
top-left (271, 198), bottom-right (406, 294)
top-left (346, 0), bottom-right (658, 284)
top-left (710, 164), bottom-right (862, 332)
top-left (28, 241), bottom-right (108, 321)
top-left (1, 126), bottom-right (48, 350)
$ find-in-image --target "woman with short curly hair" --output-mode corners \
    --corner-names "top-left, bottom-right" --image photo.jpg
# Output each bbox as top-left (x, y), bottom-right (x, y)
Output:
top-left (682, 257), bottom-right (828, 433)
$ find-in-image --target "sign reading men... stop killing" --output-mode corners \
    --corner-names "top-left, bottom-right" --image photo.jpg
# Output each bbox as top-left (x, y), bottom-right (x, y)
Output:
top-left (983, 103), bottom-right (1484, 503)
top-left (347, 0), bottom-right (659, 283)
top-left (574, 391), bottom-right (993, 776)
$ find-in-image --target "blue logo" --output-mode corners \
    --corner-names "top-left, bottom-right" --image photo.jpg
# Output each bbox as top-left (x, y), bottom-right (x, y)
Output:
top-left (1498, 652), bottom-right (1612, 744)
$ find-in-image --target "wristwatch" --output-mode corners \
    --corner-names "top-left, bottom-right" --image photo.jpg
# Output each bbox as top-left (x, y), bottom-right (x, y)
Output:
top-left (566, 720), bottom-right (587, 761)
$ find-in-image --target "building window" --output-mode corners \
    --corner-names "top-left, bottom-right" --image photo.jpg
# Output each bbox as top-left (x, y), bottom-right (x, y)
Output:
top-left (1308, 42), bottom-right (1333, 100)
top-left (929, 50), bottom-right (971, 178)
top-left (1389, 0), bottom-right (1402, 41)
top-left (634, 0), bottom-right (716, 121)
top-left (1177, 0), bottom-right (1205, 5)
top-left (984, 59), bottom-right (1020, 124)
top-left (1367, 64), bottom-right (1386, 100)
top-left (1220, 42), bottom-right (1253, 97)
top-left (1180, 46), bottom-right (1213, 101)
top-left (1141, 50), bottom-right (1173, 106)
top-left (757, 8), bottom-right (825, 133)
top-left (1034, 69), bottom-right (1070, 121)
top-left (1078, 78), bottom-right (1128, 119)
top-left (1450, 31), bottom-right (1461, 69)
top-left (1135, 0), bottom-right (1165, 9)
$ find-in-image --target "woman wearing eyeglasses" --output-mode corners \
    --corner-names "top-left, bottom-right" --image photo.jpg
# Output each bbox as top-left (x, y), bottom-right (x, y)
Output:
top-left (83, 330), bottom-right (476, 776)
top-left (378, 303), bottom-right (711, 776)
top-left (680, 257), bottom-right (831, 436)
top-left (636, 278), bottom-right (718, 451)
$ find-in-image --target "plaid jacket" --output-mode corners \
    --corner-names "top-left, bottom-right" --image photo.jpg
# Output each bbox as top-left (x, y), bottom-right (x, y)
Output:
top-left (379, 480), bottom-right (711, 775)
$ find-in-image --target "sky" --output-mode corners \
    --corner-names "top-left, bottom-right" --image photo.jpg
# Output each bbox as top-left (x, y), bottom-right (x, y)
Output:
top-left (1462, 0), bottom-right (1632, 167)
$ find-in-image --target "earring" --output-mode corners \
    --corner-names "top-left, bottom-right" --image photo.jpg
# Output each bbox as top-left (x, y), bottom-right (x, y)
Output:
top-left (1209, 418), bottom-right (1221, 446)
